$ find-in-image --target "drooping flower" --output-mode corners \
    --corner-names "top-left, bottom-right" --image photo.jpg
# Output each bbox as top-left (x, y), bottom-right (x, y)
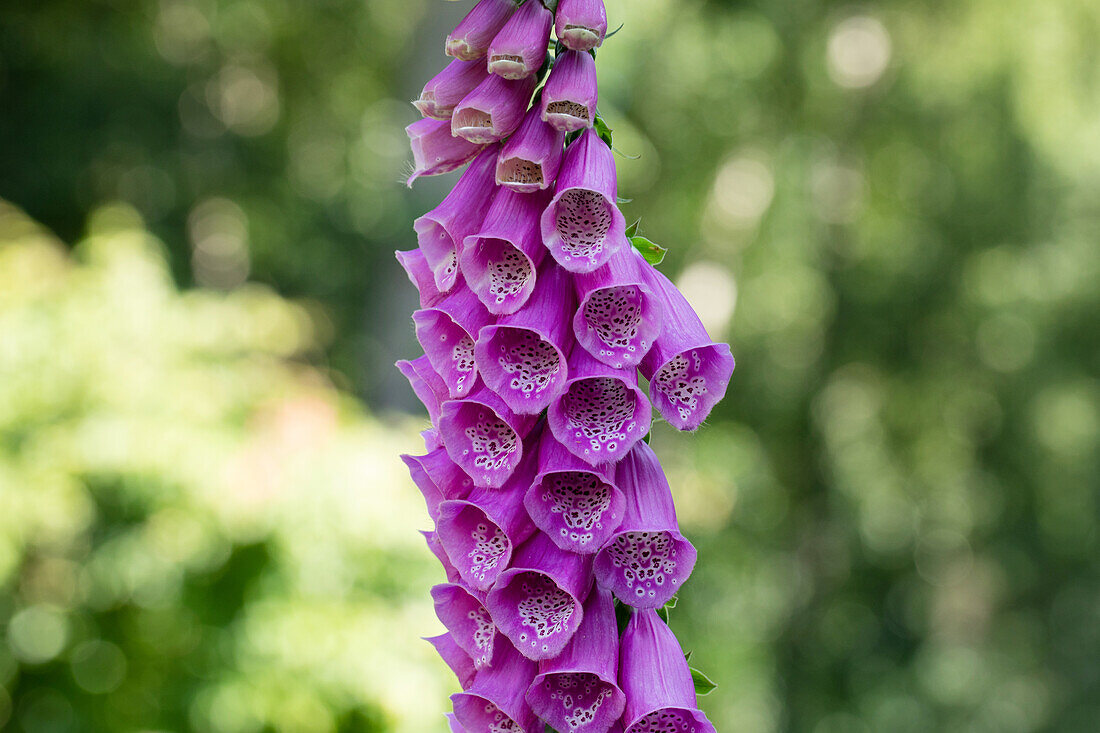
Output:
top-left (487, 0), bottom-right (553, 79)
top-left (459, 186), bottom-right (551, 315)
top-left (406, 117), bottom-right (487, 185)
top-left (425, 632), bottom-right (478, 690)
top-left (526, 586), bottom-right (626, 733)
top-left (447, 0), bottom-right (519, 61)
top-left (555, 0), bottom-right (609, 52)
top-left (473, 261), bottom-right (575, 414)
top-left (437, 385), bottom-right (538, 488)
top-left (547, 347), bottom-right (651, 466)
top-left (485, 530), bottom-right (594, 660)
top-left (497, 106), bottom-right (566, 193)
top-left (593, 441), bottom-right (697, 609)
top-left (573, 245), bottom-right (663, 369)
top-left (541, 49), bottom-right (598, 132)
top-left (415, 58), bottom-right (491, 120)
top-left (431, 582), bottom-right (502, 669)
top-left (412, 283), bottom-right (494, 399)
top-left (452, 640), bottom-right (541, 733)
top-left (638, 265), bottom-right (736, 431)
top-left (618, 610), bottom-right (717, 733)
top-left (414, 145), bottom-right (499, 292)
top-left (452, 72), bottom-right (538, 144)
top-left (525, 428), bottom-right (625, 553)
top-left (541, 128), bottom-right (626, 272)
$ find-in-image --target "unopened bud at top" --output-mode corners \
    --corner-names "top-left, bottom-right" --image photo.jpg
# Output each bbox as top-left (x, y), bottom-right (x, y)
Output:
top-left (447, 0), bottom-right (519, 61)
top-left (487, 0), bottom-right (553, 79)
top-left (555, 0), bottom-right (608, 51)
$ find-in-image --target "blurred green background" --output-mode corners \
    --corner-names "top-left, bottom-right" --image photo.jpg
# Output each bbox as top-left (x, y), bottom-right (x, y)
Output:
top-left (1, 0), bottom-right (1098, 731)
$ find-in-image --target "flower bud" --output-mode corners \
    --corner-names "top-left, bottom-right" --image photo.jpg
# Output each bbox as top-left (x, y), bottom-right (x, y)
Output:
top-left (415, 59), bottom-right (490, 120)
top-left (541, 49), bottom-right (598, 132)
top-left (487, 0), bottom-right (553, 79)
top-left (447, 0), bottom-right (518, 61)
top-left (496, 106), bottom-right (566, 193)
top-left (555, 0), bottom-right (608, 52)
top-left (452, 73), bottom-right (537, 144)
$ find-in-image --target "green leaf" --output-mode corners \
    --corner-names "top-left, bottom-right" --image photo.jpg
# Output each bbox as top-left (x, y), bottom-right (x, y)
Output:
top-left (656, 593), bottom-right (678, 622)
top-left (630, 235), bottom-right (667, 266)
top-left (625, 218), bottom-right (641, 238)
top-left (690, 667), bottom-right (717, 696)
top-left (593, 114), bottom-right (614, 148)
top-left (642, 431), bottom-right (651, 444)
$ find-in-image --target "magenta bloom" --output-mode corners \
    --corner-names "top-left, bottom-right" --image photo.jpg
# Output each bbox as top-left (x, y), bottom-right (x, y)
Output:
top-left (453, 73), bottom-right (537, 144)
top-left (548, 347), bottom-right (651, 467)
top-left (593, 442), bottom-right (697, 609)
top-left (446, 713), bottom-right (468, 733)
top-left (619, 610), bottom-right (716, 733)
top-left (452, 640), bottom-right (540, 733)
top-left (541, 49), bottom-right (598, 132)
top-left (541, 128), bottom-right (626, 273)
top-left (526, 586), bottom-right (626, 733)
top-left (406, 118), bottom-right (487, 185)
top-left (400, 445), bottom-right (473, 521)
top-left (395, 248), bottom-right (450, 308)
top-left (574, 246), bottom-right (663, 369)
top-left (460, 186), bottom-right (550, 315)
top-left (638, 265), bottom-right (736, 431)
top-left (423, 529), bottom-right (464, 585)
top-left (447, 0), bottom-right (518, 61)
top-left (414, 145), bottom-right (499, 292)
top-left (415, 59), bottom-right (490, 120)
top-left (438, 385), bottom-right (537, 488)
top-left (473, 262), bottom-right (575, 415)
top-left (525, 429), bottom-right (625, 553)
top-left (425, 632), bottom-right (478, 690)
top-left (485, 531), bottom-right (594, 661)
top-left (487, 0), bottom-right (552, 79)
top-left (555, 0), bottom-right (609, 52)
top-left (396, 355), bottom-right (450, 427)
top-left (412, 284), bottom-right (493, 399)
top-left (497, 106), bottom-right (566, 193)
top-left (432, 582), bottom-right (502, 670)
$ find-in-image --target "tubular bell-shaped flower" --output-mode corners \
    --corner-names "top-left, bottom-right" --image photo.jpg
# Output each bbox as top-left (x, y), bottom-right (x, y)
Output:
top-left (401, 445), bottom-right (474, 521)
top-left (525, 429), bottom-right (625, 553)
top-left (487, 0), bottom-right (552, 80)
top-left (438, 385), bottom-right (537, 488)
top-left (452, 641), bottom-right (540, 733)
top-left (396, 248), bottom-right (450, 308)
top-left (486, 531), bottom-right (594, 661)
top-left (473, 262), bottom-right (575, 415)
top-left (406, 118), bottom-right (487, 185)
top-left (423, 530), bottom-right (464, 585)
top-left (396, 355), bottom-right (450, 426)
top-left (432, 582), bottom-right (502, 669)
top-left (414, 145), bottom-right (499, 292)
top-left (619, 610), bottom-right (716, 733)
top-left (425, 632), bottom-right (478, 690)
top-left (526, 586), bottom-right (626, 733)
top-left (459, 186), bottom-right (550, 315)
top-left (541, 128), bottom-right (626, 273)
top-left (541, 49), bottom-right (598, 133)
top-left (452, 72), bottom-right (537, 144)
top-left (574, 245), bottom-right (663, 369)
top-left (436, 449), bottom-right (538, 589)
top-left (415, 59), bottom-right (490, 120)
top-left (446, 0), bottom-right (518, 61)
top-left (412, 284), bottom-right (493, 399)
top-left (496, 106), bottom-right (566, 193)
top-left (548, 347), bottom-right (651, 466)
top-left (593, 441), bottom-right (697, 609)
top-left (638, 265), bottom-right (736, 431)
top-left (555, 0), bottom-right (609, 52)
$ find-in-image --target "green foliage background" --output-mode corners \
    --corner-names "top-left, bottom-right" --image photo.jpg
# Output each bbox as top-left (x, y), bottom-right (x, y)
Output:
top-left (1, 0), bottom-right (1098, 731)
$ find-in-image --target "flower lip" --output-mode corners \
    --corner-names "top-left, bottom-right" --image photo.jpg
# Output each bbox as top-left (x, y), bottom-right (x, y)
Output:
top-left (412, 285), bottom-right (493, 400)
top-left (395, 249), bottom-right (452, 308)
top-left (555, 0), bottom-right (609, 52)
top-left (540, 49), bottom-right (598, 133)
top-left (424, 633), bottom-right (478, 690)
top-left (437, 385), bottom-right (538, 489)
top-left (496, 106), bottom-right (566, 194)
top-left (451, 640), bottom-right (540, 733)
top-left (452, 73), bottom-right (537, 144)
top-left (431, 582), bottom-right (501, 669)
top-left (446, 0), bottom-right (519, 61)
top-left (396, 355), bottom-right (450, 426)
top-left (406, 118), bottom-right (487, 186)
top-left (486, 0), bottom-right (553, 80)
top-left (414, 58), bottom-right (489, 120)
top-left (422, 530), bottom-right (463, 585)
top-left (400, 445), bottom-right (473, 522)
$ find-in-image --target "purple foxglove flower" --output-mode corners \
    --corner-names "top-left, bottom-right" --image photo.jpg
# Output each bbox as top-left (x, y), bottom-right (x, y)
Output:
top-left (574, 246), bottom-right (663, 369)
top-left (401, 445), bottom-right (474, 521)
top-left (436, 451), bottom-right (538, 590)
top-left (619, 610), bottom-right (716, 733)
top-left (638, 265), bottom-right (736, 431)
top-left (496, 106), bottom-right (566, 193)
top-left (487, 0), bottom-right (553, 79)
top-left (425, 632), bottom-right (478, 690)
top-left (415, 58), bottom-right (490, 120)
top-left (459, 186), bottom-right (550, 315)
top-left (452, 640), bottom-right (540, 733)
top-left (548, 347), bottom-right (652, 466)
top-left (414, 146), bottom-right (499, 292)
top-left (446, 713), bottom-right (467, 733)
top-left (541, 128), bottom-right (626, 273)
top-left (406, 117), bottom-right (487, 186)
top-left (473, 262), bottom-right (575, 414)
top-left (413, 284), bottom-right (494, 399)
top-left (452, 73), bottom-right (537, 144)
top-left (593, 441), bottom-right (697, 609)
top-left (555, 0), bottom-right (609, 52)
top-left (485, 531), bottom-right (594, 661)
top-left (395, 248), bottom-right (451, 308)
top-left (396, 355), bottom-right (450, 426)
top-left (447, 0), bottom-right (518, 61)
top-left (423, 530), bottom-right (464, 585)
top-left (525, 429), bottom-right (625, 553)
top-left (526, 586), bottom-right (626, 733)
top-left (541, 49), bottom-right (598, 133)
top-left (438, 384), bottom-right (538, 488)
top-left (432, 583), bottom-right (502, 669)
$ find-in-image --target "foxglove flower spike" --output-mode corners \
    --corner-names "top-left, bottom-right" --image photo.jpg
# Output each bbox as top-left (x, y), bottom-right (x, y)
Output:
top-left (541, 49), bottom-right (599, 132)
top-left (487, 0), bottom-right (553, 79)
top-left (574, 245), bottom-right (663, 368)
top-left (496, 105), bottom-right (566, 193)
top-left (406, 118), bottom-right (487, 185)
top-left (555, 0), bottom-right (609, 52)
top-left (447, 0), bottom-right (519, 61)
